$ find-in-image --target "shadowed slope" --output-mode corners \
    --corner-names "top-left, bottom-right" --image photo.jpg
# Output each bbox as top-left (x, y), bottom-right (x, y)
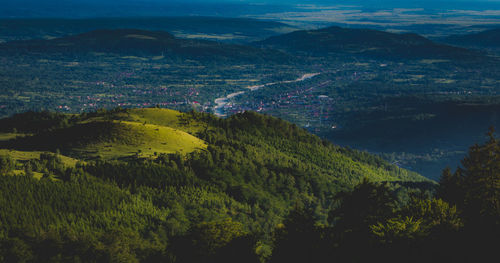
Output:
top-left (256, 26), bottom-right (480, 60)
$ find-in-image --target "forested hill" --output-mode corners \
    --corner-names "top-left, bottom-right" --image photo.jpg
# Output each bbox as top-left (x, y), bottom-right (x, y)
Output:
top-left (0, 17), bottom-right (297, 44)
top-left (443, 28), bottom-right (500, 48)
top-left (0, 108), bottom-right (428, 184)
top-left (255, 26), bottom-right (481, 60)
top-left (0, 108), bottom-right (431, 262)
top-left (0, 29), bottom-right (291, 62)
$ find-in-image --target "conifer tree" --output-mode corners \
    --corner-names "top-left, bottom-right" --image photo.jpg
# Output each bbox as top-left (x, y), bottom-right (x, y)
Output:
top-left (461, 127), bottom-right (500, 227)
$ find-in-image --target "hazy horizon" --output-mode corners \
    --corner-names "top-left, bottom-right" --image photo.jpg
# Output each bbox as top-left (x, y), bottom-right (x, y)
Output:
top-left (3, 0), bottom-right (500, 19)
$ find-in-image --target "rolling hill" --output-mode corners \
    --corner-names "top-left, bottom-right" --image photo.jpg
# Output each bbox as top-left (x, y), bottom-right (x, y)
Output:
top-left (255, 26), bottom-right (480, 60)
top-left (0, 108), bottom-right (207, 160)
top-left (0, 28), bottom-right (292, 62)
top-left (443, 28), bottom-right (500, 48)
top-left (0, 108), bottom-right (429, 184)
top-left (0, 17), bottom-right (297, 43)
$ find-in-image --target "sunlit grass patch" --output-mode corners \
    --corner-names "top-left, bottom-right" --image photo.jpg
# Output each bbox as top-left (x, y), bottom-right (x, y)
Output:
top-left (67, 115), bottom-right (207, 160)
top-left (0, 133), bottom-right (19, 141)
top-left (434, 79), bottom-right (455, 84)
top-left (0, 149), bottom-right (81, 167)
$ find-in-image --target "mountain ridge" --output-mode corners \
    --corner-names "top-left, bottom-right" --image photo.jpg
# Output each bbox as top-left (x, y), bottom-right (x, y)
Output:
top-left (0, 28), bottom-right (292, 62)
top-left (0, 16), bottom-right (297, 43)
top-left (443, 28), bottom-right (500, 48)
top-left (255, 26), bottom-right (482, 60)
top-left (0, 108), bottom-right (430, 184)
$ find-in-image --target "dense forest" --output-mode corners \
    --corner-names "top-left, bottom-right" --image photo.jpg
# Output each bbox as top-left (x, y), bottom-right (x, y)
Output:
top-left (0, 108), bottom-right (498, 262)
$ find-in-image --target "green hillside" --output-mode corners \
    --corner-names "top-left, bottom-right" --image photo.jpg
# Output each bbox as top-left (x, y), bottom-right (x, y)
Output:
top-left (1, 108), bottom-right (207, 160)
top-left (0, 108), bottom-right (433, 262)
top-left (0, 107), bottom-right (428, 183)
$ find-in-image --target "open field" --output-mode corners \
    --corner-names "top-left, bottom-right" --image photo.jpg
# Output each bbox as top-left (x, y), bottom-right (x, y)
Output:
top-left (71, 120), bottom-right (207, 160)
top-left (0, 109), bottom-right (207, 161)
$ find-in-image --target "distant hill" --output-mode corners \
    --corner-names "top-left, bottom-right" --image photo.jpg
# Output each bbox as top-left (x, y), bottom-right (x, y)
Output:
top-left (0, 29), bottom-right (292, 62)
top-left (0, 17), bottom-right (297, 44)
top-left (443, 28), bottom-right (500, 48)
top-left (255, 26), bottom-right (480, 60)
